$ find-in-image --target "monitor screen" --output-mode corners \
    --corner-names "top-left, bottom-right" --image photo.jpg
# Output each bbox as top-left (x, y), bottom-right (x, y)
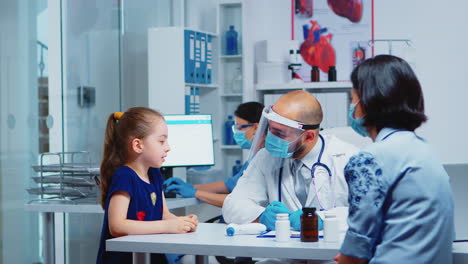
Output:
top-left (163, 114), bottom-right (215, 167)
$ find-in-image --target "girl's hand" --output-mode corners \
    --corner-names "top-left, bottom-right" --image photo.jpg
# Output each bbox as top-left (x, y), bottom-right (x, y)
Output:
top-left (163, 218), bottom-right (194, 233)
top-left (179, 214), bottom-right (198, 232)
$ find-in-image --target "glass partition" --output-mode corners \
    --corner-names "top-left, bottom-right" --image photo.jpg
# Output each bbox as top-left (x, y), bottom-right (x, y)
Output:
top-left (0, 0), bottom-right (45, 262)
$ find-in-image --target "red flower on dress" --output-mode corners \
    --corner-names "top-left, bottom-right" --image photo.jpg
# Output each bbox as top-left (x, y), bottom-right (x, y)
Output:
top-left (136, 211), bottom-right (146, 221)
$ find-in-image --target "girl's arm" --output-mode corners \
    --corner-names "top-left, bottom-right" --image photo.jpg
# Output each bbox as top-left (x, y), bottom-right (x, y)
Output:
top-left (108, 191), bottom-right (197, 237)
top-left (162, 193), bottom-right (199, 229)
top-left (194, 181), bottom-right (230, 194)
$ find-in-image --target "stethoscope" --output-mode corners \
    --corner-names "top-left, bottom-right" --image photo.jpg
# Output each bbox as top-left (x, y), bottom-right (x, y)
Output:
top-left (278, 134), bottom-right (334, 210)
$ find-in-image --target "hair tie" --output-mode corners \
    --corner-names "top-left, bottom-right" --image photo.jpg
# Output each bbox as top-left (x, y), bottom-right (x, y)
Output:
top-left (113, 112), bottom-right (124, 120)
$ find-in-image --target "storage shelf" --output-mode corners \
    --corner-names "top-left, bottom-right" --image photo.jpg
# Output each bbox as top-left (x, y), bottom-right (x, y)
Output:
top-left (183, 27), bottom-right (218, 37)
top-left (255, 81), bottom-right (352, 91)
top-left (185, 83), bottom-right (219, 88)
top-left (220, 145), bottom-right (241, 150)
top-left (220, 55), bottom-right (242, 59)
top-left (220, 93), bottom-right (242, 97)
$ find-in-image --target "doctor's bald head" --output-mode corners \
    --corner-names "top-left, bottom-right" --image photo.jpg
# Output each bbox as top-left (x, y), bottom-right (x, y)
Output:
top-left (273, 90), bottom-right (323, 129)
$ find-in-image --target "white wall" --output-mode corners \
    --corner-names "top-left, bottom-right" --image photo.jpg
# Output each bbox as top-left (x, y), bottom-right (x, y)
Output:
top-left (374, 0), bottom-right (468, 164)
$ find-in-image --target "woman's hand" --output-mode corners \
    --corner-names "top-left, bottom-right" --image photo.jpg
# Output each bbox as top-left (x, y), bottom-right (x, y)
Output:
top-left (334, 253), bottom-right (368, 264)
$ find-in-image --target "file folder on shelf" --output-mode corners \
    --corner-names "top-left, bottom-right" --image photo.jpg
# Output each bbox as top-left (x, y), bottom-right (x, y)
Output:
top-left (184, 30), bottom-right (196, 83)
top-left (194, 87), bottom-right (200, 113)
top-left (185, 86), bottom-right (191, 115)
top-left (206, 34), bottom-right (213, 84)
top-left (194, 31), bottom-right (203, 83)
top-left (200, 33), bottom-right (207, 84)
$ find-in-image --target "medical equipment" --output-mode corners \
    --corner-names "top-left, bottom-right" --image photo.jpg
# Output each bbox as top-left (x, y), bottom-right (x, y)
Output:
top-left (301, 207), bottom-right (319, 242)
top-left (226, 223), bottom-right (266, 236)
top-left (275, 213), bottom-right (291, 242)
top-left (323, 212), bottom-right (339, 242)
top-left (277, 134), bottom-right (336, 211)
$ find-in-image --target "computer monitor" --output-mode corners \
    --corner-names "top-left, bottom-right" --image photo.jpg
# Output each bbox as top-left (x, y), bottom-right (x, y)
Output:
top-left (162, 114), bottom-right (215, 167)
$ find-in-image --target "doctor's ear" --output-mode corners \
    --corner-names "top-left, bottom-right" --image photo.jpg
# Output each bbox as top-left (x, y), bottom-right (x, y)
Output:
top-left (303, 130), bottom-right (317, 143)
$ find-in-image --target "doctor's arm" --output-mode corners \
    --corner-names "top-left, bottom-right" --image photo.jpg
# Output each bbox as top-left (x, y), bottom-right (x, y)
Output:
top-left (338, 152), bottom-right (388, 263)
top-left (222, 160), bottom-right (269, 224)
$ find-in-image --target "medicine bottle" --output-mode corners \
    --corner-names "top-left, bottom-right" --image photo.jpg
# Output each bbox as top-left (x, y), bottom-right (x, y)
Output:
top-left (323, 212), bottom-right (339, 242)
top-left (275, 213), bottom-right (291, 242)
top-left (311, 66), bottom-right (320, 82)
top-left (328, 66), bottom-right (336, 81)
top-left (301, 207), bottom-right (318, 242)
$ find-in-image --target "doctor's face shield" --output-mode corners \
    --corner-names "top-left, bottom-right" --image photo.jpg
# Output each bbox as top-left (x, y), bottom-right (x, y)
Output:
top-left (246, 106), bottom-right (320, 160)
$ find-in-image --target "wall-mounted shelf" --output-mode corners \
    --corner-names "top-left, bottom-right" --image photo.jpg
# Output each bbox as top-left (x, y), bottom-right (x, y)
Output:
top-left (255, 81), bottom-right (352, 91)
top-left (185, 83), bottom-right (219, 88)
top-left (220, 55), bottom-right (242, 59)
top-left (220, 93), bottom-right (242, 97)
top-left (220, 145), bottom-right (241, 150)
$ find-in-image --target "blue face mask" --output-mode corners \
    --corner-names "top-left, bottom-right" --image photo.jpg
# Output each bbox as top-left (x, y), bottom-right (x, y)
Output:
top-left (265, 131), bottom-right (298, 158)
top-left (233, 130), bottom-right (252, 149)
top-left (348, 103), bottom-right (369, 137)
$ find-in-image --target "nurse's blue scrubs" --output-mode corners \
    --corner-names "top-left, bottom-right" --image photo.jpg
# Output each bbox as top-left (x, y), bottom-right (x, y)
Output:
top-left (96, 166), bottom-right (167, 264)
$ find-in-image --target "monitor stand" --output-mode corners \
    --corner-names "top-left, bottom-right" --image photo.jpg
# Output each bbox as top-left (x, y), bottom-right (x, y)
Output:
top-left (160, 167), bottom-right (175, 198)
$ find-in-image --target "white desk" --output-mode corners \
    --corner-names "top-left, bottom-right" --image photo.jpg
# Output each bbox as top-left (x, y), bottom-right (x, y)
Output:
top-left (24, 198), bottom-right (201, 264)
top-left (107, 223), bottom-right (340, 264)
top-left (107, 223), bottom-right (468, 264)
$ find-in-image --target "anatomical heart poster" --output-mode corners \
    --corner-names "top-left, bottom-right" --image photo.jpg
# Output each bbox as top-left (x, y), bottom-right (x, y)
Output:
top-left (293, 0), bottom-right (373, 81)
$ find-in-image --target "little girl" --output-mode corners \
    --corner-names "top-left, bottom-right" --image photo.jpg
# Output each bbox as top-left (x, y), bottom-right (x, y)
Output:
top-left (96, 107), bottom-right (198, 264)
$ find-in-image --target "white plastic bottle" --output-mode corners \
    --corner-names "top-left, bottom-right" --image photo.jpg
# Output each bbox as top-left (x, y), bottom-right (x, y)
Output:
top-left (226, 223), bottom-right (266, 236)
top-left (275, 213), bottom-right (291, 242)
top-left (323, 212), bottom-right (339, 242)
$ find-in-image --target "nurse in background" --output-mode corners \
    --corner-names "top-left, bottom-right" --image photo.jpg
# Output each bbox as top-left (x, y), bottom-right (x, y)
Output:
top-left (164, 102), bottom-right (264, 208)
top-left (336, 55), bottom-right (454, 264)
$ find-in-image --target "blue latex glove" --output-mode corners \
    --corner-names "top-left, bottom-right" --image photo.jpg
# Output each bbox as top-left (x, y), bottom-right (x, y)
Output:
top-left (289, 209), bottom-right (303, 231)
top-left (165, 253), bottom-right (184, 264)
top-left (259, 201), bottom-right (292, 231)
top-left (163, 177), bottom-right (191, 189)
top-left (164, 178), bottom-right (197, 198)
top-left (289, 210), bottom-right (324, 231)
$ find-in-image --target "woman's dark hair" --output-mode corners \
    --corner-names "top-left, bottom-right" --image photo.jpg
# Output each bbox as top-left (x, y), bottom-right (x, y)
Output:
top-left (234, 101), bottom-right (264, 123)
top-left (351, 55), bottom-right (427, 131)
top-left (99, 107), bottom-right (163, 209)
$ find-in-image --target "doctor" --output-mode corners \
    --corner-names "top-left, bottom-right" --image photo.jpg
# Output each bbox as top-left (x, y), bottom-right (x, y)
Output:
top-left (223, 90), bottom-right (359, 231)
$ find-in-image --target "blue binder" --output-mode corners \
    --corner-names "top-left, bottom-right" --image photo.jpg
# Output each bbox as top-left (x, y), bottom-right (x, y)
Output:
top-left (184, 30), bottom-right (196, 83)
top-left (185, 85), bottom-right (191, 114)
top-left (199, 33), bottom-right (207, 84)
top-left (206, 34), bottom-right (213, 84)
top-left (194, 87), bottom-right (200, 113)
top-left (194, 31), bottom-right (203, 83)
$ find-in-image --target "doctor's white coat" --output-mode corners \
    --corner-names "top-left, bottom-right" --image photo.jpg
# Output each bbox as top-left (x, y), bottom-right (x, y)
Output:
top-left (222, 134), bottom-right (359, 224)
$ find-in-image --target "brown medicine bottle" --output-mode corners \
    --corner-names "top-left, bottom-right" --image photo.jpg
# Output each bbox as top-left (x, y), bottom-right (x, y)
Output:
top-left (311, 66), bottom-right (320, 82)
top-left (301, 207), bottom-right (318, 242)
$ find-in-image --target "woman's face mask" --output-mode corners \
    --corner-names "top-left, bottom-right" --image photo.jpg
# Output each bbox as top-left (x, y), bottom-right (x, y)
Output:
top-left (265, 130), bottom-right (303, 158)
top-left (233, 130), bottom-right (252, 149)
top-left (348, 102), bottom-right (369, 137)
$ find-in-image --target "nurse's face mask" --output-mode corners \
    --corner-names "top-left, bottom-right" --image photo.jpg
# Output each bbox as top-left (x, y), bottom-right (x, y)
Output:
top-left (247, 106), bottom-right (320, 159)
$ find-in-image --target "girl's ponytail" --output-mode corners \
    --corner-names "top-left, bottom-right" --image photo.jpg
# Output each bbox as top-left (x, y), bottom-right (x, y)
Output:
top-left (99, 113), bottom-right (126, 209)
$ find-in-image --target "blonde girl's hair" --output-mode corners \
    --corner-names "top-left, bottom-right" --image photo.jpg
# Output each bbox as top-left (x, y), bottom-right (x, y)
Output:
top-left (99, 107), bottom-right (163, 209)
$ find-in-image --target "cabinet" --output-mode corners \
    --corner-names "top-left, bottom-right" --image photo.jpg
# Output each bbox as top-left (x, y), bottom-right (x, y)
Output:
top-left (217, 0), bottom-right (246, 178)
